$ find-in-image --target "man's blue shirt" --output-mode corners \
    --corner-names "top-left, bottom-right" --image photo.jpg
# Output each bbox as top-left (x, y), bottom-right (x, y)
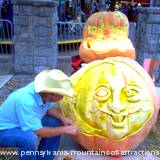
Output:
top-left (0, 82), bottom-right (55, 131)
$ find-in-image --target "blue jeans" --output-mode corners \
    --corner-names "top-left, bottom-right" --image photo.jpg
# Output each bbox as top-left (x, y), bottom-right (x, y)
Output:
top-left (0, 116), bottom-right (62, 160)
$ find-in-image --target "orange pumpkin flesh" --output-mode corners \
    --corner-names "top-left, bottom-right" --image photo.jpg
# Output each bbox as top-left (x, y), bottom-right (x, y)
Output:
top-left (80, 37), bottom-right (136, 63)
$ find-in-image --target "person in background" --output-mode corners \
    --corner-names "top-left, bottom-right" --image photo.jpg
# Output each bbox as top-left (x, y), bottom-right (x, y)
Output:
top-left (91, 0), bottom-right (99, 14)
top-left (0, 69), bottom-right (79, 160)
top-left (65, 0), bottom-right (74, 21)
top-left (120, 3), bottom-right (128, 16)
top-left (127, 3), bottom-right (134, 22)
top-left (75, 3), bottom-right (84, 22)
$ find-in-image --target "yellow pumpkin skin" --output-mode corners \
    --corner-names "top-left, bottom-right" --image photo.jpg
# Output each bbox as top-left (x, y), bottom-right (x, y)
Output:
top-left (60, 57), bottom-right (159, 153)
top-left (79, 37), bottom-right (136, 63)
top-left (83, 11), bottom-right (129, 39)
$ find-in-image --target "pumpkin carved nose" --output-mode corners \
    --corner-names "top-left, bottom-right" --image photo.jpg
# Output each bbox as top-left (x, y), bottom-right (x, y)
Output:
top-left (109, 92), bottom-right (126, 113)
top-left (109, 102), bottom-right (126, 113)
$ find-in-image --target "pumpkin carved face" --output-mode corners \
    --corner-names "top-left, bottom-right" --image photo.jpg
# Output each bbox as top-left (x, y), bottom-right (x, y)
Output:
top-left (60, 57), bottom-right (159, 152)
top-left (83, 11), bottom-right (129, 39)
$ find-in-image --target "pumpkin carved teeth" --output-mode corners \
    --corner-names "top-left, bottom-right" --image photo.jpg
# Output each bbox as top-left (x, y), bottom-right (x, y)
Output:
top-left (109, 115), bottom-right (127, 127)
top-left (111, 115), bottom-right (125, 123)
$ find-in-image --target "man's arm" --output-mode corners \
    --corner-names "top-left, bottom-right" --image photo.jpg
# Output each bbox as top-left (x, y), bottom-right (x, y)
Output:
top-left (47, 107), bottom-right (64, 121)
top-left (47, 107), bottom-right (74, 126)
top-left (35, 125), bottom-right (78, 138)
top-left (35, 106), bottom-right (78, 138)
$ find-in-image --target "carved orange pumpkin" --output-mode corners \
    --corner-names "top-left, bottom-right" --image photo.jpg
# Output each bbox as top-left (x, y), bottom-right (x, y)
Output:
top-left (60, 57), bottom-right (159, 153)
top-left (80, 11), bottom-right (135, 63)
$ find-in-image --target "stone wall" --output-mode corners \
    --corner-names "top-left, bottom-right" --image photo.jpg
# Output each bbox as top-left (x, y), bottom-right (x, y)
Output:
top-left (136, 7), bottom-right (160, 65)
top-left (13, 0), bottom-right (58, 74)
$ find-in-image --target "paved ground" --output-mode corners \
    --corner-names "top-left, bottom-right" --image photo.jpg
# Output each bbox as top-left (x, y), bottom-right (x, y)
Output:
top-left (0, 75), bottom-right (13, 89)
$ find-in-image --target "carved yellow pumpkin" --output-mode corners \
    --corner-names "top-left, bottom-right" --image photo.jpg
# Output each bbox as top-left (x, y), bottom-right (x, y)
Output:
top-left (60, 57), bottom-right (159, 152)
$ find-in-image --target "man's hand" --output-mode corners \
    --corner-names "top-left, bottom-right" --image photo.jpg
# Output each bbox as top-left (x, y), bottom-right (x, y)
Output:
top-left (61, 116), bottom-right (74, 126)
top-left (35, 124), bottom-right (79, 138)
top-left (65, 124), bottom-right (79, 135)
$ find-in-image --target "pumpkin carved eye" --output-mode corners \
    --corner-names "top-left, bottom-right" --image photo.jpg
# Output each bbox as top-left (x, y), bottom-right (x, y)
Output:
top-left (123, 86), bottom-right (141, 102)
top-left (94, 86), bottom-right (111, 102)
top-left (125, 89), bottom-right (137, 97)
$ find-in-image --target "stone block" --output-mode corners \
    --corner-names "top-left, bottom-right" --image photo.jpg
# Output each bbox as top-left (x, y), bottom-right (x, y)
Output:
top-left (40, 7), bottom-right (55, 17)
top-left (47, 17), bottom-right (57, 27)
top-left (52, 25), bottom-right (58, 35)
top-left (34, 66), bottom-right (51, 74)
top-left (46, 56), bottom-right (54, 66)
top-left (13, 16), bottom-right (19, 25)
top-left (20, 55), bottom-right (33, 65)
top-left (13, 5), bottom-right (19, 14)
top-left (148, 14), bottom-right (160, 23)
top-left (32, 6), bottom-right (54, 17)
top-left (152, 24), bottom-right (160, 34)
top-left (21, 65), bottom-right (34, 74)
top-left (33, 47), bottom-right (53, 56)
top-left (33, 26), bottom-right (52, 37)
top-left (138, 7), bottom-right (160, 14)
top-left (15, 63), bottom-right (21, 73)
top-left (14, 16), bottom-right (32, 26)
top-left (33, 17), bottom-right (52, 27)
top-left (14, 25), bottom-right (32, 35)
top-left (14, 59), bottom-right (34, 73)
top-left (16, 34), bottom-right (32, 46)
top-left (15, 45), bottom-right (33, 56)
top-left (146, 42), bottom-right (158, 53)
top-left (52, 52), bottom-right (58, 67)
top-left (19, 5), bottom-right (33, 16)
top-left (34, 56), bottom-right (47, 65)
top-left (141, 23), bottom-right (153, 33)
top-left (141, 33), bottom-right (159, 43)
top-left (141, 14), bottom-right (149, 23)
top-left (33, 37), bottom-right (52, 48)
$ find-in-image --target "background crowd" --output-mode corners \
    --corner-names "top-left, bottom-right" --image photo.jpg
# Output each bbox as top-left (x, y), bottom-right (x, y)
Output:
top-left (58, 0), bottom-right (149, 23)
